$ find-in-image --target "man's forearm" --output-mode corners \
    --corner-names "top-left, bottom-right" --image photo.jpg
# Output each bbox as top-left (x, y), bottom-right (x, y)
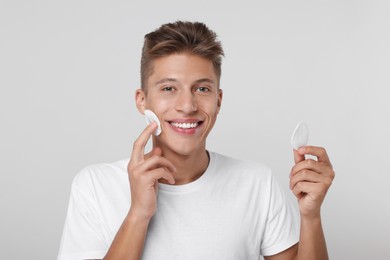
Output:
top-left (296, 215), bottom-right (328, 260)
top-left (103, 211), bottom-right (150, 260)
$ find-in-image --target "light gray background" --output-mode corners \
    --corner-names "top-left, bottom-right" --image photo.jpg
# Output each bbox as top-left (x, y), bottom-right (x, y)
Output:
top-left (1, 0), bottom-right (389, 259)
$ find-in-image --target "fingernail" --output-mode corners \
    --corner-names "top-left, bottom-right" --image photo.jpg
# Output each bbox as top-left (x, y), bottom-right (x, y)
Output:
top-left (298, 147), bottom-right (305, 154)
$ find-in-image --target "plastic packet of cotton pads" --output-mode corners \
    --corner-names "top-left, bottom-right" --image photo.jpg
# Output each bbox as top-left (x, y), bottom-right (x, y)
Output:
top-left (290, 122), bottom-right (309, 150)
top-left (144, 110), bottom-right (162, 136)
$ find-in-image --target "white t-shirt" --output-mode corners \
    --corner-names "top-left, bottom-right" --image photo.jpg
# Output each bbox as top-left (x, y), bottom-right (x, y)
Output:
top-left (58, 152), bottom-right (299, 260)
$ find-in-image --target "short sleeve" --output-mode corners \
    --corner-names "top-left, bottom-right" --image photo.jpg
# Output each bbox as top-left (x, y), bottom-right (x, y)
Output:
top-left (57, 176), bottom-right (109, 260)
top-left (260, 174), bottom-right (300, 256)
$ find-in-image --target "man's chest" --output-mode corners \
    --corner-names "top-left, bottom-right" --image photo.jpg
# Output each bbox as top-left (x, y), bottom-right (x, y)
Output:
top-left (139, 192), bottom-right (265, 260)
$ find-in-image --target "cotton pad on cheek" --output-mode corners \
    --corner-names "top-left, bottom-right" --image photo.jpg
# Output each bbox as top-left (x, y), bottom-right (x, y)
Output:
top-left (290, 122), bottom-right (309, 150)
top-left (144, 110), bottom-right (162, 136)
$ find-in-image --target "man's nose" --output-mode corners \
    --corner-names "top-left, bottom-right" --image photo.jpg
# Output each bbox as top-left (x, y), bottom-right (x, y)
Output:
top-left (175, 90), bottom-right (197, 113)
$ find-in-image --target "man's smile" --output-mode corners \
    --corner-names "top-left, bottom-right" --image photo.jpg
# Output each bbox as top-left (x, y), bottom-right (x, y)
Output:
top-left (166, 119), bottom-right (204, 134)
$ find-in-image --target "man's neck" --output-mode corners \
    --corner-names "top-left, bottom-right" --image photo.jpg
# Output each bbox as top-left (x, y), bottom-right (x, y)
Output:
top-left (155, 146), bottom-right (209, 185)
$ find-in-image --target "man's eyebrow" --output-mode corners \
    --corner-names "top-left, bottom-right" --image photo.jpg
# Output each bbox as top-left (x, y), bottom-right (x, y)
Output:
top-left (154, 78), bottom-right (178, 85)
top-left (194, 78), bottom-right (216, 85)
top-left (154, 78), bottom-right (215, 86)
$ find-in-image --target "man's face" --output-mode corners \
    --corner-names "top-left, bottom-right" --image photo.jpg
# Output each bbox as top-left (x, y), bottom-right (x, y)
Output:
top-left (136, 53), bottom-right (222, 156)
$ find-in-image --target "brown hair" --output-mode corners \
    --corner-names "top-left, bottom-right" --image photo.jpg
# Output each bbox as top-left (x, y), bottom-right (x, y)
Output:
top-left (140, 21), bottom-right (224, 90)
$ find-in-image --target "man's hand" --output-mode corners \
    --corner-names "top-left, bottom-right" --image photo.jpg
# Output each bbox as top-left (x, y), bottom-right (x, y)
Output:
top-left (264, 146), bottom-right (334, 260)
top-left (290, 146), bottom-right (335, 218)
top-left (104, 122), bottom-right (176, 259)
top-left (127, 122), bottom-right (176, 220)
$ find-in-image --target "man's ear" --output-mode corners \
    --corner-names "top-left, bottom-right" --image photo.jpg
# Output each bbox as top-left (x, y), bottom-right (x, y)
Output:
top-left (135, 89), bottom-right (147, 114)
top-left (217, 88), bottom-right (223, 113)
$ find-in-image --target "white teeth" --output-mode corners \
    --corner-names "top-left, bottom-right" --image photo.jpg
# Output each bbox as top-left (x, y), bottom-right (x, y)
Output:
top-left (170, 122), bottom-right (199, 129)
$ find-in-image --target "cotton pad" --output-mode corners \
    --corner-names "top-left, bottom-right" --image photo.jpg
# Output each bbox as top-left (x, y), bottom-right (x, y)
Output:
top-left (290, 122), bottom-right (309, 150)
top-left (144, 110), bottom-right (162, 136)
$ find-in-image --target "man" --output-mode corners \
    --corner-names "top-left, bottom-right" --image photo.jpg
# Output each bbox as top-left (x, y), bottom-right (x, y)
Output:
top-left (58, 21), bottom-right (335, 260)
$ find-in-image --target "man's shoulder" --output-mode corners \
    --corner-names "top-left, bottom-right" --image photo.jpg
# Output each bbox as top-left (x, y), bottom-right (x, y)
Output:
top-left (71, 158), bottom-right (129, 190)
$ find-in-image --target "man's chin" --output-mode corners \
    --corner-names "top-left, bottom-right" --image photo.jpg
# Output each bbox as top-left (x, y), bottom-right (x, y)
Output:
top-left (160, 143), bottom-right (205, 158)
top-left (154, 133), bottom-right (208, 157)
top-left (169, 147), bottom-right (198, 157)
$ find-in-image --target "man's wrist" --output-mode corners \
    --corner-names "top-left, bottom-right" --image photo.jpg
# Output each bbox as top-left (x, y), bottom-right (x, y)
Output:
top-left (300, 213), bottom-right (322, 224)
top-left (127, 208), bottom-right (153, 226)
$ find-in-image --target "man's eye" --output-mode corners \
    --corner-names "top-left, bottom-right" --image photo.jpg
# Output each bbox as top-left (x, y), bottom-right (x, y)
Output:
top-left (162, 86), bottom-right (174, 91)
top-left (196, 86), bottom-right (210, 92)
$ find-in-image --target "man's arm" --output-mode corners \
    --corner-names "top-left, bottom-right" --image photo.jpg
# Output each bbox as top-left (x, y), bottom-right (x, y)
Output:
top-left (103, 211), bottom-right (150, 260)
top-left (265, 146), bottom-right (334, 260)
top-left (103, 123), bottom-right (176, 260)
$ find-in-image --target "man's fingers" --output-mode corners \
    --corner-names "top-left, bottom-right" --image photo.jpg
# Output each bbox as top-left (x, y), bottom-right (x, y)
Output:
top-left (130, 122), bottom-right (158, 164)
top-left (148, 168), bottom-right (176, 185)
top-left (134, 155), bottom-right (177, 174)
top-left (290, 169), bottom-right (330, 190)
top-left (292, 181), bottom-right (327, 200)
top-left (135, 168), bottom-right (175, 186)
top-left (298, 146), bottom-right (332, 166)
top-left (293, 149), bottom-right (305, 164)
top-left (290, 159), bottom-right (332, 177)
